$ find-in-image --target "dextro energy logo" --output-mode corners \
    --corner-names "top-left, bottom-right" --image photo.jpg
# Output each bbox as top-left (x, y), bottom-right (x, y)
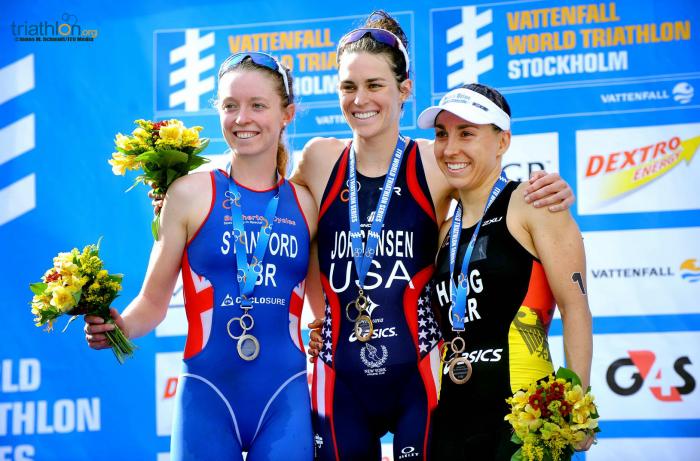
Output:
top-left (11, 13), bottom-right (98, 42)
top-left (576, 123), bottom-right (700, 214)
top-left (607, 351), bottom-right (695, 402)
top-left (0, 55), bottom-right (36, 227)
top-left (431, 6), bottom-right (494, 92)
top-left (584, 134), bottom-right (699, 201)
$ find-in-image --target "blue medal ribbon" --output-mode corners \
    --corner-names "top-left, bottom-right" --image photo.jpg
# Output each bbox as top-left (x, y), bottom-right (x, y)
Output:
top-left (348, 134), bottom-right (406, 290)
top-left (227, 175), bottom-right (280, 308)
top-left (449, 169), bottom-right (508, 331)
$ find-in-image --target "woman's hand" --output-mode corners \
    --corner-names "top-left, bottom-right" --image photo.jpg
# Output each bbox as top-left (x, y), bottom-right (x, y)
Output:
top-left (307, 318), bottom-right (324, 363)
top-left (149, 183), bottom-right (164, 216)
top-left (84, 308), bottom-right (128, 350)
top-left (524, 170), bottom-right (575, 212)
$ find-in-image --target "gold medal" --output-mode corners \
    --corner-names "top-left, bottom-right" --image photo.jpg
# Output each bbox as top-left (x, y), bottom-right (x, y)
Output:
top-left (346, 299), bottom-right (361, 322)
top-left (354, 314), bottom-right (374, 342)
top-left (237, 334), bottom-right (260, 361)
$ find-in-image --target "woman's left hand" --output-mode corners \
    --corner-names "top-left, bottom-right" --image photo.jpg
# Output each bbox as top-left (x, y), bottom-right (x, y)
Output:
top-left (523, 170), bottom-right (575, 212)
top-left (307, 318), bottom-right (324, 363)
top-left (574, 434), bottom-right (596, 452)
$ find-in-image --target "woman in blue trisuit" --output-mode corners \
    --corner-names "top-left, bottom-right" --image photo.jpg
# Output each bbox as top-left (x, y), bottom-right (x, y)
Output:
top-left (84, 53), bottom-right (318, 460)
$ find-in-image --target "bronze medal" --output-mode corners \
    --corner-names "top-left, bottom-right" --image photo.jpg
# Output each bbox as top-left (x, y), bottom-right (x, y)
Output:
top-left (448, 356), bottom-right (473, 384)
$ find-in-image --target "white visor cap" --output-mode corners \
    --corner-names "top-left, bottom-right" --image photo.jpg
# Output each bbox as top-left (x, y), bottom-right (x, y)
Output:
top-left (417, 87), bottom-right (511, 131)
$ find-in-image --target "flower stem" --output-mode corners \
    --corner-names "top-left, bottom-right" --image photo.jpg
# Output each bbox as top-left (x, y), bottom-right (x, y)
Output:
top-left (104, 320), bottom-right (136, 365)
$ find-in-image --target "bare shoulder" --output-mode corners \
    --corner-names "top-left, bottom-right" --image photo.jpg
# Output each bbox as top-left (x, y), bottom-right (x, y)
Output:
top-left (300, 137), bottom-right (347, 167)
top-left (162, 172), bottom-right (213, 235)
top-left (292, 136), bottom-right (348, 203)
top-left (166, 171), bottom-right (212, 203)
top-left (288, 181), bottom-right (318, 238)
top-left (507, 181), bottom-right (577, 257)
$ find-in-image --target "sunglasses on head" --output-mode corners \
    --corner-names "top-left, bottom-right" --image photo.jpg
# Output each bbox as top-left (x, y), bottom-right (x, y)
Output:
top-left (218, 52), bottom-right (292, 103)
top-left (337, 28), bottom-right (410, 76)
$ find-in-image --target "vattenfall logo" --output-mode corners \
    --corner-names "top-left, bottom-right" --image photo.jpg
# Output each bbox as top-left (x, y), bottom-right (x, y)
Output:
top-left (11, 13), bottom-right (98, 42)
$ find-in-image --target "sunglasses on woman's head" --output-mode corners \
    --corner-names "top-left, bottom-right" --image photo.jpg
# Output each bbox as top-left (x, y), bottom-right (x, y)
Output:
top-left (218, 52), bottom-right (292, 103)
top-left (337, 28), bottom-right (410, 76)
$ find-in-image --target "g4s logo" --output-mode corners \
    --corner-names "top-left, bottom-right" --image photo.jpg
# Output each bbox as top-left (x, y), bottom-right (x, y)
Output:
top-left (607, 351), bottom-right (695, 401)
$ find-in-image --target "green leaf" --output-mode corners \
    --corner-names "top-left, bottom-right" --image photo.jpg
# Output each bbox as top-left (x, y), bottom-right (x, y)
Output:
top-left (188, 155), bottom-right (210, 170)
top-left (137, 149), bottom-right (189, 168)
top-left (555, 367), bottom-right (582, 387)
top-left (192, 138), bottom-right (210, 155)
top-left (151, 213), bottom-right (161, 240)
top-left (30, 282), bottom-right (47, 295)
top-left (166, 168), bottom-right (181, 187)
top-left (510, 447), bottom-right (524, 461)
top-left (510, 432), bottom-right (522, 444)
top-left (72, 289), bottom-right (83, 305)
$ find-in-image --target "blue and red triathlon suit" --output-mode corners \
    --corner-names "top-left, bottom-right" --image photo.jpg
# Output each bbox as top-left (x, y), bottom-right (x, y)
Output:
top-left (313, 140), bottom-right (443, 460)
top-left (172, 169), bottom-right (313, 461)
top-left (429, 181), bottom-right (556, 461)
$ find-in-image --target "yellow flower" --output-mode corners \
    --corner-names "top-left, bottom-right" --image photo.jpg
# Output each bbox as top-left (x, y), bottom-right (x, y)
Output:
top-left (108, 152), bottom-right (141, 176)
top-left (115, 133), bottom-right (133, 151)
top-left (49, 286), bottom-right (75, 313)
top-left (159, 122), bottom-right (184, 144)
top-left (181, 126), bottom-right (203, 147)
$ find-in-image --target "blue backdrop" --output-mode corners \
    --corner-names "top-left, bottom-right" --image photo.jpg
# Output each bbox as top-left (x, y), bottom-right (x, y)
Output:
top-left (2, 1), bottom-right (699, 460)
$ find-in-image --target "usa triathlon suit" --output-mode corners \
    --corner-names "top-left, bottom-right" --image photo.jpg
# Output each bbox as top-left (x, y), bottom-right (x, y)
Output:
top-left (313, 140), bottom-right (443, 461)
top-left (430, 181), bottom-right (556, 461)
top-left (171, 169), bottom-right (312, 461)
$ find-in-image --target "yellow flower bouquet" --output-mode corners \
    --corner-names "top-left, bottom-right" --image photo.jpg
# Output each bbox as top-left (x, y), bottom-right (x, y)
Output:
top-left (108, 119), bottom-right (209, 239)
top-left (29, 241), bottom-right (135, 364)
top-left (505, 368), bottom-right (600, 461)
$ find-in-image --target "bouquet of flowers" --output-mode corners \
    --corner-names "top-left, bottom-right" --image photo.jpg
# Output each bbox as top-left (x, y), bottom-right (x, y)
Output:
top-left (505, 367), bottom-right (600, 461)
top-left (108, 119), bottom-right (209, 239)
top-left (29, 240), bottom-right (135, 364)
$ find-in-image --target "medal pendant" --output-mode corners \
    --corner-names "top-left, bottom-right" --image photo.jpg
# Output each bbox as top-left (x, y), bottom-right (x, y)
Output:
top-left (448, 356), bottom-right (473, 384)
top-left (346, 300), bottom-right (361, 322)
top-left (354, 314), bottom-right (374, 342)
top-left (237, 334), bottom-right (260, 361)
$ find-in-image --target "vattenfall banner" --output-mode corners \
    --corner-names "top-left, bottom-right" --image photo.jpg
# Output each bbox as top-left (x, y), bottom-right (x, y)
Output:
top-left (1, 0), bottom-right (699, 460)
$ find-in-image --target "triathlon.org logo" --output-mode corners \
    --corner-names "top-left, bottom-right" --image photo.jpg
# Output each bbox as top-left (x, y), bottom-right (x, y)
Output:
top-left (673, 82), bottom-right (694, 104)
top-left (446, 6), bottom-right (494, 87)
top-left (169, 29), bottom-right (216, 112)
top-left (11, 13), bottom-right (98, 42)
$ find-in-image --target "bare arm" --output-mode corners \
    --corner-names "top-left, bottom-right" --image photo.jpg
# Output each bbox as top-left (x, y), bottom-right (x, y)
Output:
top-left (523, 170), bottom-right (575, 212)
top-left (85, 174), bottom-right (209, 346)
top-left (510, 183), bottom-right (592, 389)
top-left (289, 180), bottom-right (324, 320)
top-left (290, 137), bottom-right (346, 206)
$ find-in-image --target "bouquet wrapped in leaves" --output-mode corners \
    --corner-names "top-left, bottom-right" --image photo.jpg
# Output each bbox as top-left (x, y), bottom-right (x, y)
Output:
top-left (505, 367), bottom-right (600, 461)
top-left (108, 119), bottom-right (209, 239)
top-left (30, 241), bottom-right (135, 364)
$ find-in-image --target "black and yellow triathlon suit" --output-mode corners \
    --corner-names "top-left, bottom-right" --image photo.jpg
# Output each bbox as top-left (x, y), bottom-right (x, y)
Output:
top-left (430, 181), bottom-right (556, 461)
